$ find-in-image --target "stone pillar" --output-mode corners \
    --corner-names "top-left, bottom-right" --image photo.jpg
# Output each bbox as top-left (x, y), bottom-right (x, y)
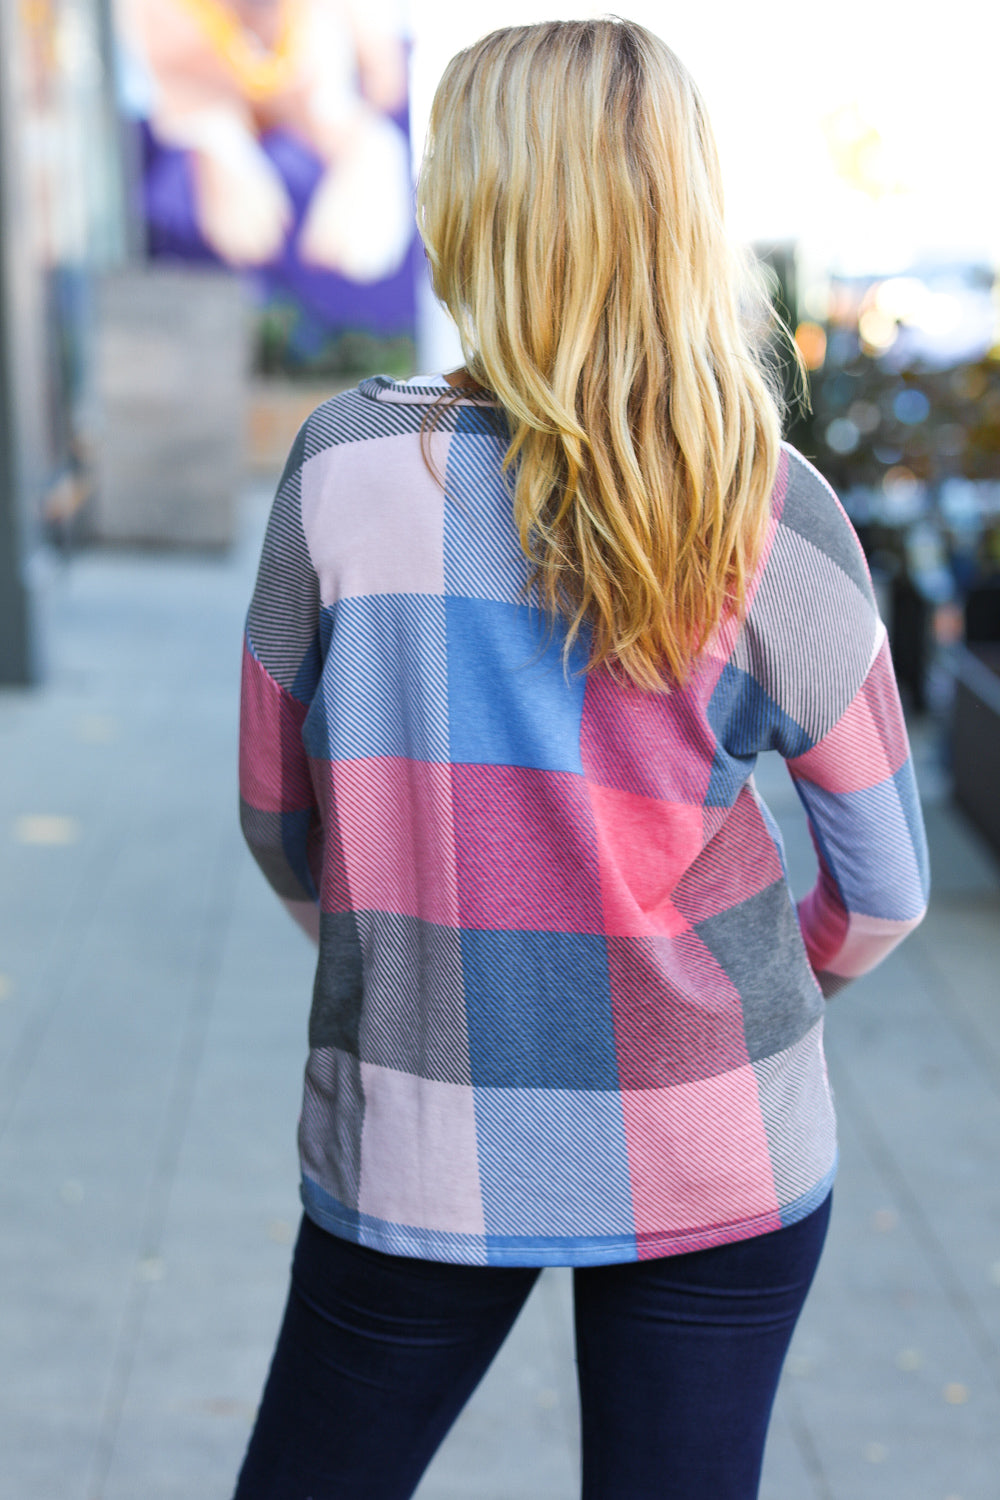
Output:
top-left (91, 266), bottom-right (249, 549)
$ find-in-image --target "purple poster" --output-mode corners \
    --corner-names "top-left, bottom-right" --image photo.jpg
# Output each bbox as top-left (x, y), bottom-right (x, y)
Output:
top-left (116, 0), bottom-right (417, 363)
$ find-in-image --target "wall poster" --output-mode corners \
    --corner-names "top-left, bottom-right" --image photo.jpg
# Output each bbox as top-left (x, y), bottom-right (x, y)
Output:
top-left (115, 0), bottom-right (418, 371)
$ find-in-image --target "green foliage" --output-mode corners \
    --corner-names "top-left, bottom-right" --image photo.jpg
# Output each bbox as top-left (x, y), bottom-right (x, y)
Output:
top-left (800, 354), bottom-right (1000, 489)
top-left (254, 301), bottom-right (415, 380)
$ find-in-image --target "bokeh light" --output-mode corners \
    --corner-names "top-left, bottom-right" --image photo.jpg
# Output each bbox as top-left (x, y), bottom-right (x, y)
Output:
top-left (794, 321), bottom-right (827, 371)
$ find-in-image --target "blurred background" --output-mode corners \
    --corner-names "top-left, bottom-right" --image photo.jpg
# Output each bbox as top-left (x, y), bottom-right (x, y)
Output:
top-left (1, 5), bottom-right (999, 1500)
top-left (3, 0), bottom-right (999, 805)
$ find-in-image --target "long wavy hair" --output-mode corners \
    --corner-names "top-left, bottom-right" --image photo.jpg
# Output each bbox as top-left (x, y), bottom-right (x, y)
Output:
top-left (416, 18), bottom-right (790, 689)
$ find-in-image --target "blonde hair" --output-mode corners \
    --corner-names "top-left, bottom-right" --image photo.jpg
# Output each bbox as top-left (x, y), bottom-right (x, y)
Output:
top-left (417, 17), bottom-right (790, 689)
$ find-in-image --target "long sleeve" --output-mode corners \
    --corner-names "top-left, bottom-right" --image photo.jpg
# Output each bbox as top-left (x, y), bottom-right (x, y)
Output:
top-left (787, 627), bottom-right (929, 994)
top-left (239, 423), bottom-right (323, 940)
top-left (749, 448), bottom-right (930, 996)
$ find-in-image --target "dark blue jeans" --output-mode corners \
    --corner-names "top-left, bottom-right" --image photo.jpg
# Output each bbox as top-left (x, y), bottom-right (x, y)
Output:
top-left (234, 1194), bottom-right (831, 1500)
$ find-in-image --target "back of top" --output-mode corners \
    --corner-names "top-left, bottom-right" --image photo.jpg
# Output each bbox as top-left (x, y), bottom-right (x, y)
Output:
top-left (239, 372), bottom-right (929, 1268)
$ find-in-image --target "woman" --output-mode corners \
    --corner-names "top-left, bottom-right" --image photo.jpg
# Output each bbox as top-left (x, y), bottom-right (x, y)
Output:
top-left (236, 19), bottom-right (929, 1499)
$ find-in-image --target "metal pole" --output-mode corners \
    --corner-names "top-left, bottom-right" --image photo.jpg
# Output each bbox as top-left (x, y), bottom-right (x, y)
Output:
top-left (0, 0), bottom-right (37, 685)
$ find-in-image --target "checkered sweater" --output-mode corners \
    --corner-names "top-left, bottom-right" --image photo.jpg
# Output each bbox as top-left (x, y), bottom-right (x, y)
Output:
top-left (240, 373), bottom-right (929, 1267)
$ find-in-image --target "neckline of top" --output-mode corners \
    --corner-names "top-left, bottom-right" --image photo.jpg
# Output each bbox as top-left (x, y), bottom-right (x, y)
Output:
top-left (358, 374), bottom-right (498, 407)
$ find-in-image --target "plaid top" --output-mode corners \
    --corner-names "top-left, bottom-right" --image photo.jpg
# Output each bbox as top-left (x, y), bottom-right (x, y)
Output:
top-left (239, 373), bottom-right (929, 1267)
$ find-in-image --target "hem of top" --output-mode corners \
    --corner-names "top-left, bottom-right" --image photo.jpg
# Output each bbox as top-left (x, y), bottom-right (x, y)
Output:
top-left (357, 373), bottom-right (498, 407)
top-left (299, 1161), bottom-right (837, 1268)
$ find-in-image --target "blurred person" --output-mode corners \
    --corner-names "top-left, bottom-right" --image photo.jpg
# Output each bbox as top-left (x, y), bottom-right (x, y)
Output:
top-left (235, 19), bottom-right (930, 1499)
top-left (119, 0), bottom-right (411, 278)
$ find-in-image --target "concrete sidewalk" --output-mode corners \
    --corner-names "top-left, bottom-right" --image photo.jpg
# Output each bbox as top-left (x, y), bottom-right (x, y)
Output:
top-left (1, 484), bottom-right (998, 1500)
